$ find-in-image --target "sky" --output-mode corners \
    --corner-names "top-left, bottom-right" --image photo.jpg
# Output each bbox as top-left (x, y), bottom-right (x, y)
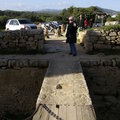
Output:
top-left (0, 0), bottom-right (120, 11)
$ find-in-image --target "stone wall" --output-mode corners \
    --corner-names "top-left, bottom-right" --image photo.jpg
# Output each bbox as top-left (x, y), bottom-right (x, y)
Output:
top-left (77, 31), bottom-right (87, 44)
top-left (80, 29), bottom-right (120, 52)
top-left (81, 59), bottom-right (120, 120)
top-left (0, 29), bottom-right (44, 52)
top-left (105, 21), bottom-right (119, 26)
top-left (0, 58), bottom-right (48, 119)
top-left (0, 58), bottom-right (48, 69)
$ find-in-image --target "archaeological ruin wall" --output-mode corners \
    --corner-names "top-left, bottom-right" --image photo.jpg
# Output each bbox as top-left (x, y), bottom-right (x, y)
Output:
top-left (0, 58), bottom-right (48, 119)
top-left (81, 58), bottom-right (120, 120)
top-left (78, 29), bottom-right (120, 53)
top-left (0, 29), bottom-right (45, 53)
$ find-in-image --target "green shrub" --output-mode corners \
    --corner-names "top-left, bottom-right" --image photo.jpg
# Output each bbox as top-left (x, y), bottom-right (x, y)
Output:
top-left (115, 14), bottom-right (120, 21)
top-left (106, 16), bottom-right (116, 22)
top-left (90, 24), bottom-right (120, 31)
top-left (101, 24), bottom-right (120, 31)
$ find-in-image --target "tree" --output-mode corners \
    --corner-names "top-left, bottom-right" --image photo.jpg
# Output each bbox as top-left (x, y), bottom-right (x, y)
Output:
top-left (115, 14), bottom-right (120, 21)
top-left (0, 15), bottom-right (9, 29)
top-left (106, 16), bottom-right (116, 21)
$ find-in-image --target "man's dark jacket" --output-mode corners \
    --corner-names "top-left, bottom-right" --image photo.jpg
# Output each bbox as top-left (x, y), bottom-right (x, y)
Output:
top-left (66, 22), bottom-right (77, 44)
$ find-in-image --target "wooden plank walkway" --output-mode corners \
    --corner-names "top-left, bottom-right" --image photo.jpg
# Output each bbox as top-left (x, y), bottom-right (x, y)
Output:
top-left (33, 59), bottom-right (96, 120)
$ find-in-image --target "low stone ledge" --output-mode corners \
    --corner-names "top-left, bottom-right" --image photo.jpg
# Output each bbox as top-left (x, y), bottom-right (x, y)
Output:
top-left (0, 58), bottom-right (49, 69)
top-left (80, 58), bottom-right (120, 67)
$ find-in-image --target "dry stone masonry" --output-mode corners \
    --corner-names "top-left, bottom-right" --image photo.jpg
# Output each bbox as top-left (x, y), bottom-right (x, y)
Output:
top-left (81, 59), bottom-right (120, 120)
top-left (0, 58), bottom-right (48, 69)
top-left (79, 29), bottom-right (120, 52)
top-left (0, 58), bottom-right (48, 119)
top-left (0, 29), bottom-right (44, 52)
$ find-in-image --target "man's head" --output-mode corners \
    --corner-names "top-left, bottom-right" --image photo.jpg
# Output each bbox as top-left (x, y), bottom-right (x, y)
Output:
top-left (80, 15), bottom-right (82, 20)
top-left (69, 16), bottom-right (74, 23)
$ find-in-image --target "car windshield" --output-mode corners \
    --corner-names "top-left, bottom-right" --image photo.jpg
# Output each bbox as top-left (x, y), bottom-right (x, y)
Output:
top-left (18, 19), bottom-right (33, 24)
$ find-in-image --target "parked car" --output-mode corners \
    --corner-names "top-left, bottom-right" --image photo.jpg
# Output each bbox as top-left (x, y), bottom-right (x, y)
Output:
top-left (5, 19), bottom-right (37, 31)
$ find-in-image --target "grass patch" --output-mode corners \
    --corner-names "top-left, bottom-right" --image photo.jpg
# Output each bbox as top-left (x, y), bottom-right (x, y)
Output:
top-left (99, 24), bottom-right (120, 31)
top-left (88, 24), bottom-right (120, 32)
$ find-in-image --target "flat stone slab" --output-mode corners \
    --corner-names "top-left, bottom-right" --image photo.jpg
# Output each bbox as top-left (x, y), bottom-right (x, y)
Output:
top-left (33, 59), bottom-right (96, 120)
top-left (33, 104), bottom-right (96, 120)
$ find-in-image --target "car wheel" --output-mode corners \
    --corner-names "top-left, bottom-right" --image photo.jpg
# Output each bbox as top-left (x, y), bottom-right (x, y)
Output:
top-left (20, 28), bottom-right (24, 30)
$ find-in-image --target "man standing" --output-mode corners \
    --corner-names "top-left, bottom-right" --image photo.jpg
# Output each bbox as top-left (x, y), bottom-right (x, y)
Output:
top-left (66, 16), bottom-right (77, 56)
top-left (78, 15), bottom-right (85, 30)
top-left (84, 17), bottom-right (88, 29)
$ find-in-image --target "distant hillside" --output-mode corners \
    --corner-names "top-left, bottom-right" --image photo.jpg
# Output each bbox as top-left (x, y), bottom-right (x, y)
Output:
top-left (37, 9), bottom-right (62, 14)
top-left (30, 7), bottom-right (120, 16)
top-left (96, 6), bottom-right (120, 16)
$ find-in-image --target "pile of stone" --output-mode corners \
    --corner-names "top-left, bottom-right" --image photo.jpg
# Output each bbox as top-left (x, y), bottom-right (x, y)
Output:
top-left (0, 29), bottom-right (44, 52)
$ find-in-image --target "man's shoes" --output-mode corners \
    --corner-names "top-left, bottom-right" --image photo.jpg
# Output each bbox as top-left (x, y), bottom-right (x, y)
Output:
top-left (69, 52), bottom-right (72, 55)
